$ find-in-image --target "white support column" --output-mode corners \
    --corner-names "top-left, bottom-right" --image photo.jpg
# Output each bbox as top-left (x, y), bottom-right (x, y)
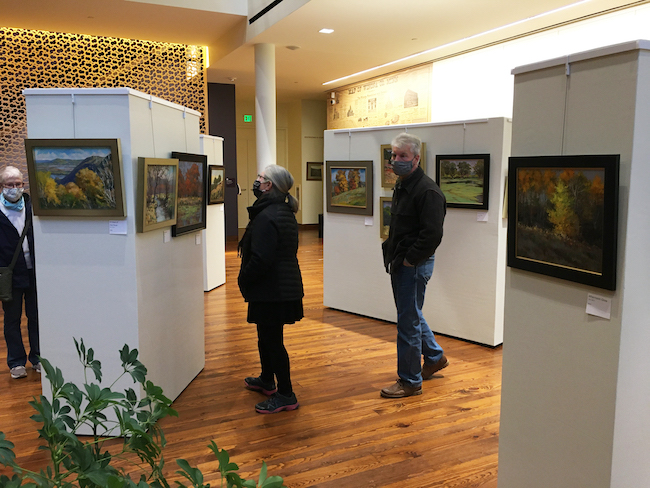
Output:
top-left (254, 43), bottom-right (276, 173)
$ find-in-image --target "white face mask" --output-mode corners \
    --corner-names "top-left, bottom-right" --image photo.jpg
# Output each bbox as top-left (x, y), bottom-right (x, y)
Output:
top-left (3, 187), bottom-right (24, 203)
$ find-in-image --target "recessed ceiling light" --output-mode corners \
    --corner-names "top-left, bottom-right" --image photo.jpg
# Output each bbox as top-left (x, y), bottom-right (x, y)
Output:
top-left (319, 28), bottom-right (334, 34)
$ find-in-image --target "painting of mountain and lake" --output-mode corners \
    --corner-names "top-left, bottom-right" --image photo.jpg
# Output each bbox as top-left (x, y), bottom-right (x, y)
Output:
top-left (24, 139), bottom-right (125, 217)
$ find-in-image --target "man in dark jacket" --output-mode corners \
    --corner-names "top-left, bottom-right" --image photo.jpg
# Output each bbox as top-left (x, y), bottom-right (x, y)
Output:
top-left (381, 133), bottom-right (447, 398)
top-left (0, 166), bottom-right (39, 379)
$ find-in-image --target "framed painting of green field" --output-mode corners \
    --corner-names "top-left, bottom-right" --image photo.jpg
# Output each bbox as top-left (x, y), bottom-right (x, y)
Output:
top-left (436, 154), bottom-right (490, 209)
top-left (380, 197), bottom-right (392, 239)
top-left (381, 143), bottom-right (427, 189)
top-left (137, 157), bottom-right (179, 233)
top-left (207, 165), bottom-right (225, 204)
top-left (507, 154), bottom-right (619, 290)
top-left (24, 138), bottom-right (125, 217)
top-left (326, 160), bottom-right (373, 216)
top-left (171, 152), bottom-right (207, 237)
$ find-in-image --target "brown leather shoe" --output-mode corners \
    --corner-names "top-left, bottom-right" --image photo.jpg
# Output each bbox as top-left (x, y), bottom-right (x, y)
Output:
top-left (380, 379), bottom-right (422, 398)
top-left (422, 354), bottom-right (449, 380)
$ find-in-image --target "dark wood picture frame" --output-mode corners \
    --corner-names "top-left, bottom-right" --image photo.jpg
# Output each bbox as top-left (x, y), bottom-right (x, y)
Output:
top-left (24, 138), bottom-right (126, 217)
top-left (306, 162), bottom-right (323, 181)
top-left (326, 160), bottom-right (373, 216)
top-left (435, 154), bottom-right (490, 209)
top-left (507, 154), bottom-right (619, 290)
top-left (207, 165), bottom-right (225, 205)
top-left (171, 152), bottom-right (207, 237)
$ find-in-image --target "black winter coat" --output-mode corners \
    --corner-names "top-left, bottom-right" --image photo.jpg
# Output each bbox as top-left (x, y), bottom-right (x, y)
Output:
top-left (238, 196), bottom-right (304, 303)
top-left (0, 194), bottom-right (35, 289)
top-left (382, 167), bottom-right (446, 273)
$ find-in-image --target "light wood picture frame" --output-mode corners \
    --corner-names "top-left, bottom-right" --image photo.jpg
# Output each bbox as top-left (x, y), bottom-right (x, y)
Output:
top-left (138, 157), bottom-right (179, 233)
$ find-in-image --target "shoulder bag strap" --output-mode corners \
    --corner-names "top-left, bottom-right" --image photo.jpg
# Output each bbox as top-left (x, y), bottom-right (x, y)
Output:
top-left (8, 217), bottom-right (31, 271)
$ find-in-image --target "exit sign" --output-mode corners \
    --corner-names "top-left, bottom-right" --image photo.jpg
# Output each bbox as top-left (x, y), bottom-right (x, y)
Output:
top-left (244, 115), bottom-right (252, 122)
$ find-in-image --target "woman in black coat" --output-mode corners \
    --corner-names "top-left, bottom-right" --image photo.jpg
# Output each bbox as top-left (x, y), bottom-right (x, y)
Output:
top-left (238, 164), bottom-right (303, 414)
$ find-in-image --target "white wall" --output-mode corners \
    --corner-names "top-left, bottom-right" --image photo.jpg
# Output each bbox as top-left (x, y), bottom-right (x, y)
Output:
top-left (200, 135), bottom-right (226, 291)
top-left (498, 41), bottom-right (650, 488)
top-left (25, 88), bottom-right (205, 406)
top-left (301, 99), bottom-right (326, 224)
top-left (323, 117), bottom-right (510, 346)
top-left (429, 4), bottom-right (650, 122)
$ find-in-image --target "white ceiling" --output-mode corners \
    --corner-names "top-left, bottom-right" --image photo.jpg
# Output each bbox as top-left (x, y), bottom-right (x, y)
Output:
top-left (1, 0), bottom-right (646, 101)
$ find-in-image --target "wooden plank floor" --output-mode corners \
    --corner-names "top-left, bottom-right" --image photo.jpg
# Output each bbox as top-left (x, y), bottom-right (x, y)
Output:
top-left (0, 228), bottom-right (502, 487)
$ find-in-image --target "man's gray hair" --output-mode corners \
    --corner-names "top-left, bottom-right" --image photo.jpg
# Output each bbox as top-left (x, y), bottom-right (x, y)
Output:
top-left (391, 132), bottom-right (421, 158)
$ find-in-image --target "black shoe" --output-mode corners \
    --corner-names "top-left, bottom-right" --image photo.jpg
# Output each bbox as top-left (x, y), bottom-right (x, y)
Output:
top-left (245, 376), bottom-right (277, 396)
top-left (422, 354), bottom-right (449, 380)
top-left (255, 392), bottom-right (299, 414)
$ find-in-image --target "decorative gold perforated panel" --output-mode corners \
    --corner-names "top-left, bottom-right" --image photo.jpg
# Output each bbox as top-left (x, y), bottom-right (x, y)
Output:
top-left (0, 27), bottom-right (206, 179)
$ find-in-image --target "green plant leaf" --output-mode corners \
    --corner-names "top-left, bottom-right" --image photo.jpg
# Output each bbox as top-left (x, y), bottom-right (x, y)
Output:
top-left (258, 461), bottom-right (267, 485)
top-left (259, 477), bottom-right (284, 488)
top-left (0, 433), bottom-right (16, 467)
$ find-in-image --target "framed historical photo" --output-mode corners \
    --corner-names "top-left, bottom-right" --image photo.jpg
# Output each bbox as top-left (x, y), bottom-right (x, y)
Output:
top-left (507, 154), bottom-right (619, 290)
top-left (436, 154), bottom-right (490, 209)
top-left (24, 138), bottom-right (125, 217)
top-left (207, 165), bottom-right (225, 205)
top-left (380, 197), bottom-right (392, 239)
top-left (138, 157), bottom-right (179, 233)
top-left (306, 162), bottom-right (323, 181)
top-left (381, 143), bottom-right (427, 189)
top-left (326, 160), bottom-right (373, 216)
top-left (171, 152), bottom-right (207, 237)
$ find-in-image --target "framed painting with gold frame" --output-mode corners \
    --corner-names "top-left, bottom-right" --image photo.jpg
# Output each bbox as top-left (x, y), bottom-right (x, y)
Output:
top-left (138, 157), bottom-right (179, 233)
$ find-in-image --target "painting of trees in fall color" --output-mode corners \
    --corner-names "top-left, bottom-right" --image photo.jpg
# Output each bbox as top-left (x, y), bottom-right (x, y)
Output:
top-left (507, 155), bottom-right (619, 290)
top-left (24, 139), bottom-right (125, 217)
top-left (138, 158), bottom-right (178, 232)
top-left (326, 161), bottom-right (373, 216)
top-left (436, 154), bottom-right (490, 209)
top-left (171, 152), bottom-right (207, 236)
top-left (208, 165), bottom-right (225, 204)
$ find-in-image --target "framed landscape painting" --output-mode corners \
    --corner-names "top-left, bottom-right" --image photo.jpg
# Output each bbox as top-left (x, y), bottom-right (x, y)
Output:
top-left (24, 138), bottom-right (125, 217)
top-left (171, 152), bottom-right (207, 237)
top-left (326, 160), bottom-right (373, 216)
top-left (306, 162), bottom-right (323, 181)
top-left (381, 143), bottom-right (427, 189)
top-left (507, 154), bottom-right (619, 290)
top-left (380, 197), bottom-right (392, 239)
top-left (138, 157), bottom-right (179, 233)
top-left (436, 154), bottom-right (490, 209)
top-left (208, 165), bottom-right (225, 204)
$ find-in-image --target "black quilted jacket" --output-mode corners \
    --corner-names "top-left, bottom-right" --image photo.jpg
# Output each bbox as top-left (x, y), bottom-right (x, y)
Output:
top-left (238, 196), bottom-right (304, 303)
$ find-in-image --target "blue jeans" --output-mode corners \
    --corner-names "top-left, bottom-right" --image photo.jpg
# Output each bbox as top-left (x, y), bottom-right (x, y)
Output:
top-left (390, 255), bottom-right (444, 387)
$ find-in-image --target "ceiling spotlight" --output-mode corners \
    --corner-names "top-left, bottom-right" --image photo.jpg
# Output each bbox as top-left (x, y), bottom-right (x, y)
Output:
top-left (286, 45), bottom-right (300, 50)
top-left (319, 28), bottom-right (334, 34)
top-left (228, 77), bottom-right (236, 82)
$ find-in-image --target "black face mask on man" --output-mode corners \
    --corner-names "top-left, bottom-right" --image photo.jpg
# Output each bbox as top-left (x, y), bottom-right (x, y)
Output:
top-left (252, 179), bottom-right (266, 198)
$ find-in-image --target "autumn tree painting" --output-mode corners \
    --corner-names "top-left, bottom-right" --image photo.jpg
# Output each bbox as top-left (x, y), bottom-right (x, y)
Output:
top-left (330, 167), bottom-right (366, 207)
top-left (515, 167), bottom-right (606, 273)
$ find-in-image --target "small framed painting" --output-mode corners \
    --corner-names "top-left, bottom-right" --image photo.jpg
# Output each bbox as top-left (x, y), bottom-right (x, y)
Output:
top-left (171, 152), bottom-right (207, 237)
top-left (306, 162), bottom-right (323, 181)
top-left (380, 197), bottom-right (392, 239)
top-left (326, 160), bottom-right (373, 216)
top-left (208, 165), bottom-right (225, 204)
top-left (24, 138), bottom-right (126, 217)
top-left (508, 154), bottom-right (619, 290)
top-left (436, 154), bottom-right (490, 209)
top-left (381, 143), bottom-right (427, 189)
top-left (138, 157), bottom-right (179, 233)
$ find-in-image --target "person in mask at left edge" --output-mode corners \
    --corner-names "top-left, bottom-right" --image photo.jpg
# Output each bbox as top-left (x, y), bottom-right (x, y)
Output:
top-left (238, 164), bottom-right (304, 414)
top-left (0, 166), bottom-right (39, 380)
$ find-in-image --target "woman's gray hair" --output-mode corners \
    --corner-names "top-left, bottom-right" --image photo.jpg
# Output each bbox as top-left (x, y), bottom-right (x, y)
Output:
top-left (263, 164), bottom-right (299, 213)
top-left (0, 166), bottom-right (23, 185)
top-left (391, 132), bottom-right (421, 158)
